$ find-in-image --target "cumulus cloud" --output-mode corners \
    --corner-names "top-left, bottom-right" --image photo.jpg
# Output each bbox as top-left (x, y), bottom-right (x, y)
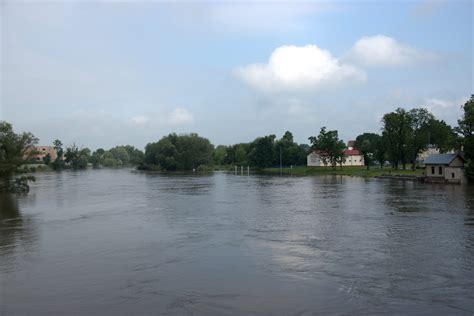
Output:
top-left (346, 35), bottom-right (437, 66)
top-left (169, 108), bottom-right (194, 125)
top-left (235, 45), bottom-right (366, 93)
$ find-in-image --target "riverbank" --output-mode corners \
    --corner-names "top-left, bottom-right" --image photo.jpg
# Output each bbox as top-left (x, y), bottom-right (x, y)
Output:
top-left (261, 166), bottom-right (424, 177)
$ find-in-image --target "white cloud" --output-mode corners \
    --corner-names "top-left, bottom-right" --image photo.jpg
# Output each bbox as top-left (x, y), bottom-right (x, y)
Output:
top-left (131, 115), bottom-right (149, 125)
top-left (346, 35), bottom-right (437, 66)
top-left (421, 96), bottom-right (468, 126)
top-left (235, 45), bottom-right (366, 93)
top-left (169, 108), bottom-right (194, 125)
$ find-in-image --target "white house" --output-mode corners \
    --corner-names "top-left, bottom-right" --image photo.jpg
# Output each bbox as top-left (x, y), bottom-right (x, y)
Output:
top-left (307, 149), bottom-right (364, 167)
top-left (307, 150), bottom-right (325, 167)
top-left (341, 149), bottom-right (364, 167)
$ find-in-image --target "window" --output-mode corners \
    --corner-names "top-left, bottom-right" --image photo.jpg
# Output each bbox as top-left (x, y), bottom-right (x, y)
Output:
top-left (431, 166), bottom-right (435, 174)
top-left (452, 173), bottom-right (455, 179)
top-left (438, 166), bottom-right (442, 175)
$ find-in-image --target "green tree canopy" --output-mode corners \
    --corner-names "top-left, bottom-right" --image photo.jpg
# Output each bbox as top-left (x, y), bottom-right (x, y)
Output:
top-left (143, 133), bottom-right (213, 171)
top-left (354, 133), bottom-right (383, 170)
top-left (248, 135), bottom-right (275, 169)
top-left (308, 127), bottom-right (345, 169)
top-left (0, 121), bottom-right (37, 188)
top-left (274, 131), bottom-right (307, 166)
top-left (456, 95), bottom-right (474, 159)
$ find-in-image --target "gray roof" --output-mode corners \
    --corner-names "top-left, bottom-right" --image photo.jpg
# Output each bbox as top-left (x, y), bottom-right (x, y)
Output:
top-left (423, 153), bottom-right (462, 165)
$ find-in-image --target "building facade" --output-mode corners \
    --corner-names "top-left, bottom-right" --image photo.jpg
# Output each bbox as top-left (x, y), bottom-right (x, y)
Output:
top-left (24, 146), bottom-right (58, 163)
top-left (306, 149), bottom-right (364, 167)
top-left (424, 153), bottom-right (465, 184)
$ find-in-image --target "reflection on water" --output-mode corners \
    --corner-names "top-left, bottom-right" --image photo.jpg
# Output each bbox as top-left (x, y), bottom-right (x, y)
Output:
top-left (0, 169), bottom-right (473, 315)
top-left (0, 193), bottom-right (38, 273)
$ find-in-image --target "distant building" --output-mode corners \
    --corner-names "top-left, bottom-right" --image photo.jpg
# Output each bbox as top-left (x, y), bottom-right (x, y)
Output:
top-left (306, 149), bottom-right (364, 167)
top-left (424, 153), bottom-right (466, 184)
top-left (24, 146), bottom-right (58, 163)
top-left (341, 149), bottom-right (364, 166)
top-left (307, 150), bottom-right (326, 167)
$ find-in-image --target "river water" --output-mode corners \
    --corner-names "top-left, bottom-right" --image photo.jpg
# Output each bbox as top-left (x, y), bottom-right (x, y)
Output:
top-left (1, 169), bottom-right (473, 315)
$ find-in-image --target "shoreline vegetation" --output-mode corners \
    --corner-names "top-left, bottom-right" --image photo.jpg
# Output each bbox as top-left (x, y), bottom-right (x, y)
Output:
top-left (1, 96), bottom-right (473, 192)
top-left (261, 166), bottom-right (423, 177)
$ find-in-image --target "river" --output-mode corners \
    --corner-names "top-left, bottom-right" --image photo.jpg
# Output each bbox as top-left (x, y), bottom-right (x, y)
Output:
top-left (1, 169), bottom-right (473, 315)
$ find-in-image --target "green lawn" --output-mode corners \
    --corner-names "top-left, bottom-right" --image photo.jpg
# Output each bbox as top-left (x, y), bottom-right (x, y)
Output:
top-left (261, 166), bottom-right (424, 177)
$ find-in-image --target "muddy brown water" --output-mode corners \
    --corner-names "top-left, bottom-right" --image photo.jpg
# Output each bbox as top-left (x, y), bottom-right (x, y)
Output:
top-left (1, 169), bottom-right (473, 315)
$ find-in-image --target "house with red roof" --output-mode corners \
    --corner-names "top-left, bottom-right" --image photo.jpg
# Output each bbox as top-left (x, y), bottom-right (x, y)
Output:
top-left (306, 140), bottom-right (365, 167)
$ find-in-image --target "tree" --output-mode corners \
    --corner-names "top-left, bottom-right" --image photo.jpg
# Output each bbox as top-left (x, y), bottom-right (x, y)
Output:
top-left (274, 131), bottom-right (307, 166)
top-left (354, 133), bottom-right (382, 170)
top-left (0, 121), bottom-right (38, 189)
top-left (64, 144), bottom-right (89, 170)
top-left (223, 143), bottom-right (249, 166)
top-left (213, 145), bottom-right (228, 165)
top-left (308, 127), bottom-right (345, 169)
top-left (297, 144), bottom-right (311, 165)
top-left (109, 146), bottom-right (130, 165)
top-left (428, 119), bottom-right (456, 153)
top-left (43, 153), bottom-right (52, 165)
top-left (382, 107), bottom-right (456, 170)
top-left (248, 135), bottom-right (275, 169)
top-left (456, 95), bottom-right (474, 181)
top-left (382, 108), bottom-right (412, 169)
top-left (123, 146), bottom-right (144, 165)
top-left (406, 108), bottom-right (434, 170)
top-left (52, 139), bottom-right (65, 170)
top-left (90, 148), bottom-right (105, 168)
top-left (456, 95), bottom-right (474, 159)
top-left (143, 133), bottom-right (213, 171)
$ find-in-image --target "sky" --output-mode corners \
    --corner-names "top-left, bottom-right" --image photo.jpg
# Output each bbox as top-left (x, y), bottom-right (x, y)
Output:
top-left (1, 0), bottom-right (473, 150)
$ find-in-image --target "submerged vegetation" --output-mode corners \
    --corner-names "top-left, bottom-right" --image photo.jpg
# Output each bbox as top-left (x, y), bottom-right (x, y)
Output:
top-left (0, 121), bottom-right (38, 192)
top-left (140, 133), bottom-right (213, 171)
top-left (1, 95), bottom-right (473, 190)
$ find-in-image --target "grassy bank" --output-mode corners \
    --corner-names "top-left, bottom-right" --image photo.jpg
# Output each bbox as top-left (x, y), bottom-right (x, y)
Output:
top-left (261, 166), bottom-right (424, 177)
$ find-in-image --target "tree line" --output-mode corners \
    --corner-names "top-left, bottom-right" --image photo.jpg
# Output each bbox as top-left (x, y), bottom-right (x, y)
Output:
top-left (1, 94), bottom-right (474, 187)
top-left (38, 140), bottom-right (145, 170)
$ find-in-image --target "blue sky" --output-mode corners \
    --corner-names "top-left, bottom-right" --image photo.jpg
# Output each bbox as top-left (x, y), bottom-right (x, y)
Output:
top-left (1, 0), bottom-right (472, 149)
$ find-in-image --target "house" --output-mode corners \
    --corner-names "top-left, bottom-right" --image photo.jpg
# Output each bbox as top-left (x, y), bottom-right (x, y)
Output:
top-left (306, 149), bottom-right (364, 167)
top-left (24, 146), bottom-right (58, 163)
top-left (424, 153), bottom-right (466, 184)
top-left (341, 149), bottom-right (364, 167)
top-left (307, 150), bottom-right (326, 167)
